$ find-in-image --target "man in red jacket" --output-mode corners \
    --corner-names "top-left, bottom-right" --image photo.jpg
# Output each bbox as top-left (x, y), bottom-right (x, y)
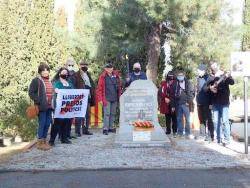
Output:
top-left (96, 61), bottom-right (122, 135)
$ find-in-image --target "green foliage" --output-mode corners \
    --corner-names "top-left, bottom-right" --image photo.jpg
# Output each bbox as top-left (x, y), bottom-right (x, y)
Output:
top-left (1, 99), bottom-right (37, 141)
top-left (0, 0), bottom-right (61, 117)
top-left (96, 0), bottom-right (237, 79)
top-left (54, 0), bottom-right (238, 81)
top-left (0, 0), bottom-right (243, 137)
top-left (231, 78), bottom-right (250, 99)
top-left (158, 113), bottom-right (166, 127)
top-left (243, 0), bottom-right (250, 51)
top-left (0, 0), bottom-right (61, 139)
top-left (169, 0), bottom-right (239, 73)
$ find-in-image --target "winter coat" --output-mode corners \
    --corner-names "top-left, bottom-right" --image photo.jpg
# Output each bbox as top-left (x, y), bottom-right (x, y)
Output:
top-left (74, 70), bottom-right (96, 106)
top-left (52, 80), bottom-right (74, 110)
top-left (204, 74), bottom-right (234, 105)
top-left (96, 70), bottom-right (122, 107)
top-left (29, 77), bottom-right (52, 112)
top-left (196, 74), bottom-right (211, 106)
top-left (171, 79), bottom-right (195, 107)
top-left (158, 80), bottom-right (176, 114)
top-left (126, 72), bottom-right (147, 87)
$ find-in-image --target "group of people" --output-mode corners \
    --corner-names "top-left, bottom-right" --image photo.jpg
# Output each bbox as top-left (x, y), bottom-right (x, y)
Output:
top-left (29, 58), bottom-right (234, 151)
top-left (158, 61), bottom-right (234, 146)
top-left (28, 60), bottom-right (147, 150)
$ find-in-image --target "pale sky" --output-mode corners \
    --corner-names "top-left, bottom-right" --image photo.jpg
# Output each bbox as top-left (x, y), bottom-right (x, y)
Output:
top-left (54, 0), bottom-right (77, 31)
top-left (222, 0), bottom-right (245, 25)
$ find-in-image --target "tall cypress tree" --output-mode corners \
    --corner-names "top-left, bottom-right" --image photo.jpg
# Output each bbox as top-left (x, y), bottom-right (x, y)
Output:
top-left (0, 0), bottom-right (60, 116)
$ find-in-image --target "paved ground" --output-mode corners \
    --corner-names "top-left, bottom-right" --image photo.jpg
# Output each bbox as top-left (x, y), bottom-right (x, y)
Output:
top-left (0, 169), bottom-right (250, 188)
top-left (0, 130), bottom-right (249, 170)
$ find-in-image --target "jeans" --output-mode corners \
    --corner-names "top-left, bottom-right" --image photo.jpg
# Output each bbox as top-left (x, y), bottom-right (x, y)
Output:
top-left (103, 101), bottom-right (117, 130)
top-left (38, 109), bottom-right (52, 139)
top-left (197, 104), bottom-right (214, 139)
top-left (212, 104), bottom-right (230, 143)
top-left (75, 104), bottom-right (90, 134)
top-left (176, 104), bottom-right (190, 135)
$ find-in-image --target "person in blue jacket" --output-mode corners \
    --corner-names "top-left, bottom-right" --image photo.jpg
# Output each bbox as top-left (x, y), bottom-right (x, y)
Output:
top-left (125, 62), bottom-right (147, 87)
top-left (196, 64), bottom-right (214, 141)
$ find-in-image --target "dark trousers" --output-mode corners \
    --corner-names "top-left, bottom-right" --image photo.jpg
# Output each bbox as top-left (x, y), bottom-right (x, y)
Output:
top-left (197, 104), bottom-right (214, 139)
top-left (75, 104), bottom-right (90, 134)
top-left (66, 120), bottom-right (72, 138)
top-left (50, 118), bottom-right (72, 142)
top-left (165, 113), bottom-right (177, 134)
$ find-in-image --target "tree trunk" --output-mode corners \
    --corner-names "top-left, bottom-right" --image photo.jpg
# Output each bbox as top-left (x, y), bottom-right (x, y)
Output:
top-left (146, 24), bottom-right (161, 83)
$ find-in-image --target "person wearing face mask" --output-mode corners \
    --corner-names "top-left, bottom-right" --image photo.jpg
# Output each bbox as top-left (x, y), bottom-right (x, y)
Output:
top-left (29, 63), bottom-right (53, 150)
top-left (172, 69), bottom-right (195, 138)
top-left (65, 59), bottom-right (76, 87)
top-left (49, 67), bottom-right (74, 145)
top-left (196, 64), bottom-right (214, 141)
top-left (204, 61), bottom-right (234, 146)
top-left (158, 71), bottom-right (177, 136)
top-left (96, 61), bottom-right (122, 135)
top-left (74, 60), bottom-right (95, 136)
top-left (125, 62), bottom-right (147, 87)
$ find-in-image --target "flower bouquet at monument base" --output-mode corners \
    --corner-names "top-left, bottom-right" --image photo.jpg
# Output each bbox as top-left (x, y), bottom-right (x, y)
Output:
top-left (132, 120), bottom-right (154, 131)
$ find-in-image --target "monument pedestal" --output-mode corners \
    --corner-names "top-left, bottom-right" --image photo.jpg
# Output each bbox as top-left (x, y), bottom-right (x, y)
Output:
top-left (115, 122), bottom-right (170, 148)
top-left (115, 80), bottom-right (171, 148)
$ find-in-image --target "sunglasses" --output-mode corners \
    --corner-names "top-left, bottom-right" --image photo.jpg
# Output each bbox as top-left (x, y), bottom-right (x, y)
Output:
top-left (68, 65), bottom-right (74, 67)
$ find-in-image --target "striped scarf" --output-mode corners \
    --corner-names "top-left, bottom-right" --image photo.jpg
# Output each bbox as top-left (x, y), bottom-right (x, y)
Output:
top-left (42, 77), bottom-right (53, 107)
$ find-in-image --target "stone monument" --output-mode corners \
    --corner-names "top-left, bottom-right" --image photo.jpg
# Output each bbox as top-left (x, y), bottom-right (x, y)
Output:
top-left (115, 80), bottom-right (170, 147)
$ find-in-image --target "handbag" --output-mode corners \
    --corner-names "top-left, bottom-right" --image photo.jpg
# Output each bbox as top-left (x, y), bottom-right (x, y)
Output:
top-left (26, 104), bottom-right (39, 119)
top-left (26, 79), bottom-right (40, 119)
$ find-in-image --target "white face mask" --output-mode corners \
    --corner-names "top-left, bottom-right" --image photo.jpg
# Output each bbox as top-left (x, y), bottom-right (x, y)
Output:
top-left (67, 66), bottom-right (74, 72)
top-left (197, 70), bottom-right (205, 77)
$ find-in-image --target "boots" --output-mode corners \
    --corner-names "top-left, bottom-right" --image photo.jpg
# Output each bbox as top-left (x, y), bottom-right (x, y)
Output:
top-left (36, 139), bottom-right (45, 150)
top-left (42, 139), bottom-right (52, 150)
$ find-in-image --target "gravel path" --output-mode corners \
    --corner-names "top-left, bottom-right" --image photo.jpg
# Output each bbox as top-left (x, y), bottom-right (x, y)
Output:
top-left (0, 129), bottom-right (250, 170)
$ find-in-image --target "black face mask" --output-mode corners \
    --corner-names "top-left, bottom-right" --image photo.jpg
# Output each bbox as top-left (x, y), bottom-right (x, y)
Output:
top-left (134, 68), bottom-right (140, 73)
top-left (60, 74), bottom-right (68, 80)
top-left (81, 67), bottom-right (88, 72)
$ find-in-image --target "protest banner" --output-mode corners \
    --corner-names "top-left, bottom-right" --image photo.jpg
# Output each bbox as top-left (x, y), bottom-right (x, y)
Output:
top-left (54, 89), bottom-right (89, 118)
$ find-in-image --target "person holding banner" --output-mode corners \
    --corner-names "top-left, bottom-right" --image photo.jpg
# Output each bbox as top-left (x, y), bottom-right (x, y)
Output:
top-left (74, 60), bottom-right (95, 136)
top-left (49, 67), bottom-right (74, 145)
top-left (65, 58), bottom-right (77, 87)
top-left (29, 63), bottom-right (53, 151)
top-left (96, 61), bottom-right (122, 135)
top-left (64, 58), bottom-right (77, 139)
